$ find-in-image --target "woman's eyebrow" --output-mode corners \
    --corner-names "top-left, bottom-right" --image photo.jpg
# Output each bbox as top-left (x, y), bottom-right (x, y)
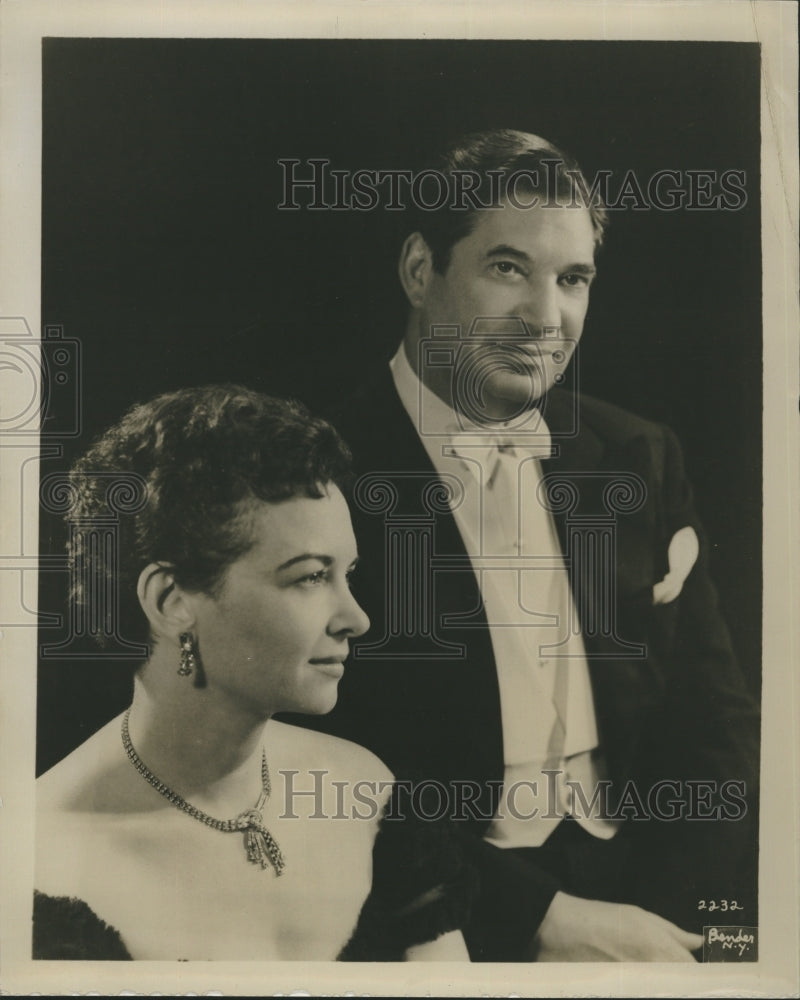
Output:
top-left (276, 553), bottom-right (333, 571)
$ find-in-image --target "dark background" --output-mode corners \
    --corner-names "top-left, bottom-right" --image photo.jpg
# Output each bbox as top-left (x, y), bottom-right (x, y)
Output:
top-left (37, 38), bottom-right (762, 773)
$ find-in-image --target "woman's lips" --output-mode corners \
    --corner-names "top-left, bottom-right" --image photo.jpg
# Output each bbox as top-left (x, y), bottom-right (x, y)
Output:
top-left (308, 657), bottom-right (346, 678)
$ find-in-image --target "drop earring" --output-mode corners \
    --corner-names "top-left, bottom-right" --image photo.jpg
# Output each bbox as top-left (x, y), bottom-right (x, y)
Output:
top-left (178, 632), bottom-right (198, 677)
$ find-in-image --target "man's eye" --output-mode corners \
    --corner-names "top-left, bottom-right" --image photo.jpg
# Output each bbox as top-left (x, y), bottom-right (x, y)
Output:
top-left (492, 261), bottom-right (522, 277)
top-left (560, 273), bottom-right (590, 287)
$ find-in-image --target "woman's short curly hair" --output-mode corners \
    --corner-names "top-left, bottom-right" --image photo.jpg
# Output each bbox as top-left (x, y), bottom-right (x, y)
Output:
top-left (65, 384), bottom-right (353, 649)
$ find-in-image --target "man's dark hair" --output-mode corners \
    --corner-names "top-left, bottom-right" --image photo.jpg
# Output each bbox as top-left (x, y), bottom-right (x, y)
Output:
top-left (409, 128), bottom-right (608, 273)
top-left (65, 384), bottom-right (353, 648)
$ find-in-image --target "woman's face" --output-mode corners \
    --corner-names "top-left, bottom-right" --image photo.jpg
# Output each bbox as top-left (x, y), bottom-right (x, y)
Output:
top-left (188, 485), bottom-right (369, 718)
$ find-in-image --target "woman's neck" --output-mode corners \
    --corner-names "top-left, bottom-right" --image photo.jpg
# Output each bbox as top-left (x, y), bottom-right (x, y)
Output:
top-left (125, 667), bottom-right (271, 818)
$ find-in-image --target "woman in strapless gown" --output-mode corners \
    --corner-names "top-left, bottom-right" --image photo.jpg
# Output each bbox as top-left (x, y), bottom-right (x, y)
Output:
top-left (34, 384), bottom-right (474, 962)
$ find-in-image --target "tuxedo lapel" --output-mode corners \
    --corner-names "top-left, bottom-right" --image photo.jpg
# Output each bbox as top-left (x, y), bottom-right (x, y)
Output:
top-left (541, 389), bottom-right (665, 794)
top-left (333, 371), bottom-right (506, 792)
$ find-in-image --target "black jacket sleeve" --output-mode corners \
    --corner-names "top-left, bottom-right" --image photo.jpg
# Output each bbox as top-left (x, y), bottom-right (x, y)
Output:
top-left (338, 786), bottom-right (479, 960)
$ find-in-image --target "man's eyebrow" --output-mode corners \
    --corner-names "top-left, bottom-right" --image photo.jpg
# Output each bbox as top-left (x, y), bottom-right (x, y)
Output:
top-left (484, 244), bottom-right (531, 262)
top-left (483, 246), bottom-right (597, 276)
top-left (277, 553), bottom-right (333, 571)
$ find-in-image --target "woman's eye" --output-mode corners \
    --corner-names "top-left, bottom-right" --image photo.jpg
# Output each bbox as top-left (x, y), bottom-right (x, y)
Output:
top-left (299, 569), bottom-right (328, 586)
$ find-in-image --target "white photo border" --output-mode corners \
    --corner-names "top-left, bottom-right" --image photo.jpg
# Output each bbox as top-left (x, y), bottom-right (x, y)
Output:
top-left (0, 1), bottom-right (797, 996)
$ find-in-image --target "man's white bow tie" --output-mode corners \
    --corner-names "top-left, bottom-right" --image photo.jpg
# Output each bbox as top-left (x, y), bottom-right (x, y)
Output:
top-left (443, 425), bottom-right (553, 490)
top-left (443, 425), bottom-right (553, 462)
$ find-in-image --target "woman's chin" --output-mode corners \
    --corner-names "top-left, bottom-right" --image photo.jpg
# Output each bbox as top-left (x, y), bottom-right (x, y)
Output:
top-left (296, 683), bottom-right (341, 717)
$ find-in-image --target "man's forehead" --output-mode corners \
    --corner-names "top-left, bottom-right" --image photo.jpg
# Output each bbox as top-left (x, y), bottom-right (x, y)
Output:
top-left (463, 199), bottom-right (596, 251)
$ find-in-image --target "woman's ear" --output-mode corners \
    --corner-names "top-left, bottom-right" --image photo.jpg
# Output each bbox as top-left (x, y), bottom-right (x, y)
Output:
top-left (136, 563), bottom-right (195, 641)
top-left (398, 231), bottom-right (434, 309)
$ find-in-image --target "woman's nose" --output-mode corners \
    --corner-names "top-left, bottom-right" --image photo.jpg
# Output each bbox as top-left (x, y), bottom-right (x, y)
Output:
top-left (330, 586), bottom-right (370, 638)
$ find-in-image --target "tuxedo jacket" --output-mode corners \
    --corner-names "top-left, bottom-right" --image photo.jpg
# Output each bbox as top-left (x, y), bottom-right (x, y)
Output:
top-left (285, 367), bottom-right (760, 955)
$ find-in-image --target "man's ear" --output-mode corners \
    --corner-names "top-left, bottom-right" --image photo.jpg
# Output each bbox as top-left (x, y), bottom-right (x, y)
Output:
top-left (137, 563), bottom-right (195, 641)
top-left (398, 232), bottom-right (434, 308)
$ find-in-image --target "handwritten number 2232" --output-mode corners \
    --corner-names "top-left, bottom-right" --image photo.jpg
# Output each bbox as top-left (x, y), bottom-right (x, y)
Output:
top-left (697, 900), bottom-right (744, 912)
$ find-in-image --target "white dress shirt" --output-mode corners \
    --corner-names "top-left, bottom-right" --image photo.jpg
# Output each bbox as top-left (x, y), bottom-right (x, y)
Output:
top-left (390, 345), bottom-right (619, 846)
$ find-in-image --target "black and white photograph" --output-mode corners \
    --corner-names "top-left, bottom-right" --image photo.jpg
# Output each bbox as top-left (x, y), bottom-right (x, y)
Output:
top-left (0, 1), bottom-right (797, 996)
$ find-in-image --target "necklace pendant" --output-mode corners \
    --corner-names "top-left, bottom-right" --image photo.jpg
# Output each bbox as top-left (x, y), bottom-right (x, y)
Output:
top-left (236, 808), bottom-right (264, 830)
top-left (244, 826), bottom-right (270, 869)
top-left (238, 809), bottom-right (286, 877)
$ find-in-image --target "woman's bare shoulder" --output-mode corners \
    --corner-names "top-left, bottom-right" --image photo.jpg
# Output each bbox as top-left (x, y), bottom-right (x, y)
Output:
top-left (37, 712), bottom-right (134, 815)
top-left (268, 719), bottom-right (394, 785)
top-left (35, 714), bottom-right (139, 898)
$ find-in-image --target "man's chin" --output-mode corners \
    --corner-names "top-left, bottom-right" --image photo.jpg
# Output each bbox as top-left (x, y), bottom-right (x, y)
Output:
top-left (481, 371), bottom-right (554, 419)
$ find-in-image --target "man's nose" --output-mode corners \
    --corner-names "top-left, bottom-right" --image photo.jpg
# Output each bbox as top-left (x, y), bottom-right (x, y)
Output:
top-left (518, 280), bottom-right (560, 336)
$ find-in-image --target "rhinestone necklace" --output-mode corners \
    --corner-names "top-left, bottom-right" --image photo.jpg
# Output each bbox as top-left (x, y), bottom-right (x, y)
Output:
top-left (121, 708), bottom-right (285, 876)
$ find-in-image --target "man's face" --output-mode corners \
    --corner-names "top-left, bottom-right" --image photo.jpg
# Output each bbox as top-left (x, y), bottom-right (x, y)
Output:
top-left (409, 198), bottom-right (597, 422)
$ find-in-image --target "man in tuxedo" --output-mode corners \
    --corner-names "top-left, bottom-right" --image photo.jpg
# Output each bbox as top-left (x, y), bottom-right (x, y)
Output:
top-left (294, 129), bottom-right (760, 961)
